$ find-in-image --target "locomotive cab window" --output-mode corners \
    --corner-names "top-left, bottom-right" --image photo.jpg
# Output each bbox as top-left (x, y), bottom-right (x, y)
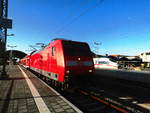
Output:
top-left (62, 41), bottom-right (91, 56)
top-left (52, 47), bottom-right (55, 56)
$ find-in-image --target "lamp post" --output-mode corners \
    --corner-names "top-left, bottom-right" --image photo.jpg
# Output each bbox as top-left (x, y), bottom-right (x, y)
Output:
top-left (7, 45), bottom-right (17, 65)
top-left (94, 42), bottom-right (101, 57)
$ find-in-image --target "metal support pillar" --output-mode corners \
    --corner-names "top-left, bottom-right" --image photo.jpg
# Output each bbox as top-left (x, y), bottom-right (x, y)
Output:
top-left (0, 0), bottom-right (8, 77)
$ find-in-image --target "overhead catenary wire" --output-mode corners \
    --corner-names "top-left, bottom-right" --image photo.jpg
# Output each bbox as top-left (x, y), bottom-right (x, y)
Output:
top-left (55, 0), bottom-right (104, 35)
top-left (61, 0), bottom-right (91, 22)
top-left (52, 0), bottom-right (91, 36)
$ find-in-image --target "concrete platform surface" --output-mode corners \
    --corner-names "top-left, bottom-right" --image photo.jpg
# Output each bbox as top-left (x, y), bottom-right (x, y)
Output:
top-left (0, 65), bottom-right (82, 113)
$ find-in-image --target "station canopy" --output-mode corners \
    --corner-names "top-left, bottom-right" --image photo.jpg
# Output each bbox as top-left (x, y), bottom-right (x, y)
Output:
top-left (6, 50), bottom-right (27, 59)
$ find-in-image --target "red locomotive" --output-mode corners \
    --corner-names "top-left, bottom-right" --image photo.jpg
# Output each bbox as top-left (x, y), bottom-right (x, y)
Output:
top-left (20, 39), bottom-right (94, 89)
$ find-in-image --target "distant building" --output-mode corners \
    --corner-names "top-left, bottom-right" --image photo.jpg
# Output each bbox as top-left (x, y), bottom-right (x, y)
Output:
top-left (139, 52), bottom-right (150, 62)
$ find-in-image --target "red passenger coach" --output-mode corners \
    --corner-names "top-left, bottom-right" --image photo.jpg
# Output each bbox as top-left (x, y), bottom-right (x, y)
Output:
top-left (20, 39), bottom-right (94, 88)
top-left (20, 55), bottom-right (30, 68)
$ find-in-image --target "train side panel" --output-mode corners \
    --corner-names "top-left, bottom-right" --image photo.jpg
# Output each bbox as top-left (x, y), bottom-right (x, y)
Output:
top-left (20, 39), bottom-right (94, 85)
top-left (55, 41), bottom-right (65, 82)
top-left (28, 41), bottom-right (65, 82)
top-left (46, 40), bottom-right (65, 82)
top-left (20, 55), bottom-right (30, 68)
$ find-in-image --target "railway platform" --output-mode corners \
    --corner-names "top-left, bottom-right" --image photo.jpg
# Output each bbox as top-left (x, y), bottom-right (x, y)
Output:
top-left (0, 65), bottom-right (82, 113)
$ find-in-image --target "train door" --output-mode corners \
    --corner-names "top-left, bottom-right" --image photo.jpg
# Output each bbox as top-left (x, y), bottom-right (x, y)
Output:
top-left (39, 54), bottom-right (43, 74)
top-left (47, 53), bottom-right (50, 71)
top-left (50, 46), bottom-right (57, 73)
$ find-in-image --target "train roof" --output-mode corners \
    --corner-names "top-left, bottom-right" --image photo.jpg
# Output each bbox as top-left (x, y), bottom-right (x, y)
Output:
top-left (28, 39), bottom-right (89, 56)
top-left (51, 38), bottom-right (88, 44)
top-left (51, 38), bottom-right (71, 42)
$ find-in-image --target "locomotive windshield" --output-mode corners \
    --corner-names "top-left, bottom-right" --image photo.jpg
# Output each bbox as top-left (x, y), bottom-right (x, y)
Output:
top-left (62, 41), bottom-right (92, 56)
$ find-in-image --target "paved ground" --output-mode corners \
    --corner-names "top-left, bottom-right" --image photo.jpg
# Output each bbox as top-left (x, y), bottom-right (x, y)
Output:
top-left (0, 65), bottom-right (82, 113)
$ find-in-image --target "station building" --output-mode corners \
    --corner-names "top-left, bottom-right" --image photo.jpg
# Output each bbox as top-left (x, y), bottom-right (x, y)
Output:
top-left (139, 52), bottom-right (150, 68)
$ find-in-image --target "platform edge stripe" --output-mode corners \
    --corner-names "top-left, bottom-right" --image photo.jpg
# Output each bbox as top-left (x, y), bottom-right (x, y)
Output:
top-left (39, 80), bottom-right (83, 113)
top-left (138, 104), bottom-right (150, 110)
top-left (40, 80), bottom-right (83, 113)
top-left (29, 69), bottom-right (83, 113)
top-left (18, 66), bottom-right (51, 113)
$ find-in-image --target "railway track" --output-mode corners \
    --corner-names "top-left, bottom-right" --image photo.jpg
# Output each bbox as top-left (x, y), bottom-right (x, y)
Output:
top-left (78, 87), bottom-right (149, 113)
top-left (59, 83), bottom-right (150, 113)
top-left (61, 89), bottom-right (124, 113)
top-left (42, 80), bottom-right (145, 113)
top-left (89, 76), bottom-right (150, 112)
top-left (29, 71), bottom-right (127, 112)
top-left (50, 78), bottom-right (150, 113)
top-left (27, 68), bottom-right (150, 113)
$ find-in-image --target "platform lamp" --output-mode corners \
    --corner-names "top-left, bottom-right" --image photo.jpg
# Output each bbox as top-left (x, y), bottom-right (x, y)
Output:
top-left (0, 33), bottom-right (14, 77)
top-left (94, 42), bottom-right (101, 57)
top-left (7, 44), bottom-right (17, 65)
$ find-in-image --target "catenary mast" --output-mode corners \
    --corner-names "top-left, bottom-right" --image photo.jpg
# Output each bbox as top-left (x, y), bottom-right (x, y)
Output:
top-left (0, 0), bottom-right (12, 77)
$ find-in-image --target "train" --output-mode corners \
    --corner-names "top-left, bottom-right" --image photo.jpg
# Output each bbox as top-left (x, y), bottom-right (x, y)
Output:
top-left (93, 57), bottom-right (118, 70)
top-left (20, 39), bottom-right (94, 89)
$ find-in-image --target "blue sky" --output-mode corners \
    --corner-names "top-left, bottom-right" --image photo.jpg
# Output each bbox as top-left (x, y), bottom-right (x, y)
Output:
top-left (7, 0), bottom-right (150, 55)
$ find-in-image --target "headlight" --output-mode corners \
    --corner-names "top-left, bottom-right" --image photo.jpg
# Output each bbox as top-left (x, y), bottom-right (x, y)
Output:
top-left (89, 70), bottom-right (92, 72)
top-left (66, 70), bottom-right (70, 73)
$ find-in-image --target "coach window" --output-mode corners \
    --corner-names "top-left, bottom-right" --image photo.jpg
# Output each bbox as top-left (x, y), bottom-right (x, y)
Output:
top-left (52, 47), bottom-right (55, 56)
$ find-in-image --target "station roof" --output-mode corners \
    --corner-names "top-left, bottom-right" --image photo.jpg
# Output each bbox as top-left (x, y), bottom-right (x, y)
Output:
top-left (6, 50), bottom-right (27, 59)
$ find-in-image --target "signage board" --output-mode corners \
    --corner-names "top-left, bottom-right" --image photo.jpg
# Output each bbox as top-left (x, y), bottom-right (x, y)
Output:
top-left (0, 18), bottom-right (12, 29)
